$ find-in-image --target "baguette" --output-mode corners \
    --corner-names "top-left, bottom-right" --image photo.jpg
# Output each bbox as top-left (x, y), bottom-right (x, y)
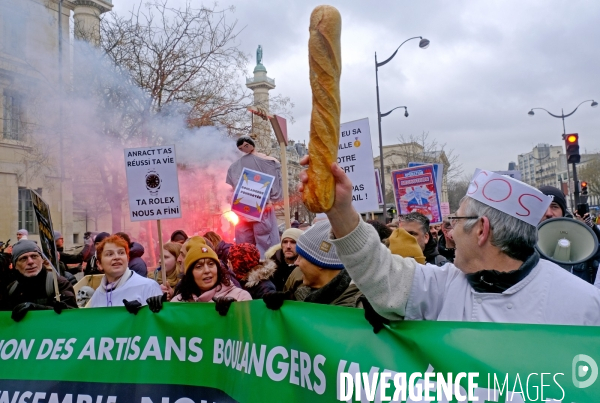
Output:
top-left (302, 5), bottom-right (342, 213)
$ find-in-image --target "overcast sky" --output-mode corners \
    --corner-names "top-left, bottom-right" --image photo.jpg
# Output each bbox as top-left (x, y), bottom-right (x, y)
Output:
top-left (113, 0), bottom-right (600, 178)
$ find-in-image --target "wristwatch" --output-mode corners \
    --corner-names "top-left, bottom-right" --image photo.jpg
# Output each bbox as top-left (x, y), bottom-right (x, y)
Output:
top-left (145, 169), bottom-right (161, 195)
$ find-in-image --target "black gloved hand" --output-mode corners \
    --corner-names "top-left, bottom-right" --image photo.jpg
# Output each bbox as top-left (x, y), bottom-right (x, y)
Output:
top-left (213, 296), bottom-right (235, 316)
top-left (53, 300), bottom-right (72, 314)
top-left (123, 299), bottom-right (143, 315)
top-left (263, 291), bottom-right (291, 310)
top-left (359, 296), bottom-right (390, 334)
top-left (11, 302), bottom-right (51, 322)
top-left (146, 293), bottom-right (167, 313)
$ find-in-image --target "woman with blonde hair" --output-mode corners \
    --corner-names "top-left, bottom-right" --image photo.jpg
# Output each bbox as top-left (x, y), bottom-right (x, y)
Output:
top-left (150, 242), bottom-right (182, 299)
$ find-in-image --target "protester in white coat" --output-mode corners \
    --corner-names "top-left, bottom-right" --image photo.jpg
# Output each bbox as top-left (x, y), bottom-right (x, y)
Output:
top-left (299, 160), bottom-right (600, 326)
top-left (88, 235), bottom-right (163, 313)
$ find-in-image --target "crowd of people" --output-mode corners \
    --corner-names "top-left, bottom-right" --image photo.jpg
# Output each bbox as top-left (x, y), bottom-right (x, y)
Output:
top-left (1, 156), bottom-right (600, 331)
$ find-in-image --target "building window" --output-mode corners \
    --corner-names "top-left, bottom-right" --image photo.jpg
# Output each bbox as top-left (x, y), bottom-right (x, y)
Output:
top-left (2, 14), bottom-right (26, 58)
top-left (3, 91), bottom-right (22, 140)
top-left (18, 188), bottom-right (41, 234)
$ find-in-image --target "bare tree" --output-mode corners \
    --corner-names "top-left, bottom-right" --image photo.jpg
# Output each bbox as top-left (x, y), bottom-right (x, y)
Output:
top-left (378, 131), bottom-right (463, 204)
top-left (447, 177), bottom-right (471, 212)
top-left (395, 132), bottom-right (463, 181)
top-left (578, 156), bottom-right (600, 202)
top-left (69, 1), bottom-right (295, 231)
top-left (100, 0), bottom-right (265, 138)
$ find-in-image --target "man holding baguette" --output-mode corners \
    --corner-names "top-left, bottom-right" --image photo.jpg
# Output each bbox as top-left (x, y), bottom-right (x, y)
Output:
top-left (298, 156), bottom-right (600, 326)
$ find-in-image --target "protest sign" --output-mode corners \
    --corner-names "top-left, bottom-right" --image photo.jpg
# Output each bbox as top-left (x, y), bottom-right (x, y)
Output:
top-left (494, 170), bottom-right (523, 181)
top-left (375, 168), bottom-right (384, 206)
top-left (231, 168), bottom-right (275, 222)
top-left (0, 302), bottom-right (598, 403)
top-left (338, 118), bottom-right (379, 213)
top-left (440, 201), bottom-right (451, 216)
top-left (124, 145), bottom-right (182, 222)
top-left (392, 165), bottom-right (443, 224)
top-left (408, 161), bottom-right (444, 201)
top-left (30, 190), bottom-right (58, 270)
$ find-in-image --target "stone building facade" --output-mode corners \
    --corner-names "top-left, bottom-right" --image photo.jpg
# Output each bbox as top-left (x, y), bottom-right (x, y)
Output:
top-left (517, 143), bottom-right (600, 209)
top-left (517, 144), bottom-right (564, 188)
top-left (0, 0), bottom-right (111, 246)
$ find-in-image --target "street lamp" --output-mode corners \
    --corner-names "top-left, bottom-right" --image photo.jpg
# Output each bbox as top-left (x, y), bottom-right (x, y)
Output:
top-left (376, 36), bottom-right (429, 223)
top-left (527, 99), bottom-right (597, 207)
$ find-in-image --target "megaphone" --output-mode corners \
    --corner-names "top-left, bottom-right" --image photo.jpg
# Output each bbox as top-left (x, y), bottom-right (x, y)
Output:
top-left (536, 217), bottom-right (598, 265)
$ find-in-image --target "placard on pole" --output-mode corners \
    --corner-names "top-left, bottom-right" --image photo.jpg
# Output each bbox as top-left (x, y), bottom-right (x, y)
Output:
top-left (124, 145), bottom-right (181, 287)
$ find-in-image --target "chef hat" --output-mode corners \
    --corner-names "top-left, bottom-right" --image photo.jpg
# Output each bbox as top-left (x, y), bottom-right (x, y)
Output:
top-left (466, 169), bottom-right (552, 226)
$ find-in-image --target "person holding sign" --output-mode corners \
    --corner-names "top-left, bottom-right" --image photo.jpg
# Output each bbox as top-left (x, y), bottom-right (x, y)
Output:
top-left (150, 242), bottom-right (182, 289)
top-left (299, 158), bottom-right (600, 326)
top-left (1, 240), bottom-right (77, 322)
top-left (88, 236), bottom-right (164, 314)
top-left (226, 136), bottom-right (283, 258)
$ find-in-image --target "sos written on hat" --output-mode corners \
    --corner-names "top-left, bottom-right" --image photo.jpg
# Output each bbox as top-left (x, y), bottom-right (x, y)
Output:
top-left (467, 169), bottom-right (552, 226)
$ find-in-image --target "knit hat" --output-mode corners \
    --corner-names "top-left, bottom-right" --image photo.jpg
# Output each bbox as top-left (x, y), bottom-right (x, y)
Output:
top-left (296, 221), bottom-right (344, 269)
top-left (12, 240), bottom-right (43, 267)
top-left (388, 228), bottom-right (426, 264)
top-left (53, 231), bottom-right (63, 240)
top-left (539, 186), bottom-right (567, 216)
top-left (184, 240), bottom-right (219, 271)
top-left (17, 229), bottom-right (28, 236)
top-left (281, 228), bottom-right (303, 245)
top-left (228, 243), bottom-right (260, 280)
top-left (184, 236), bottom-right (210, 252)
top-left (94, 232), bottom-right (111, 244)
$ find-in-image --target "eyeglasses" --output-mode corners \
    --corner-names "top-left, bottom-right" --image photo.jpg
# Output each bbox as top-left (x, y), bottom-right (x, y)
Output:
top-left (446, 215), bottom-right (479, 228)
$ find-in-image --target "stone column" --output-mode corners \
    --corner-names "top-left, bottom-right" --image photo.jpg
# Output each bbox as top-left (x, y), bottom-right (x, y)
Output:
top-left (245, 48), bottom-right (276, 155)
top-left (72, 0), bottom-right (112, 45)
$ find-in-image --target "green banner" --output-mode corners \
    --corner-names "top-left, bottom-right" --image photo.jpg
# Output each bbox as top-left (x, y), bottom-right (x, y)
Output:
top-left (1, 301), bottom-right (599, 402)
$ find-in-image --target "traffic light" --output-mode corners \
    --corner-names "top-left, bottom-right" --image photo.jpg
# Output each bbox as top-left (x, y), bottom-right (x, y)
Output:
top-left (581, 181), bottom-right (588, 196)
top-left (565, 133), bottom-right (580, 163)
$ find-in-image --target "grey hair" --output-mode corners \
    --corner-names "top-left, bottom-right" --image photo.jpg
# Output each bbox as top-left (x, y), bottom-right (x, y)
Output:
top-left (399, 212), bottom-right (430, 235)
top-left (461, 196), bottom-right (536, 261)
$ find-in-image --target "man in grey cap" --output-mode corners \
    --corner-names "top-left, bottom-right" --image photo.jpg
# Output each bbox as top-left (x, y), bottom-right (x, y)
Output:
top-left (16, 229), bottom-right (28, 241)
top-left (53, 231), bottom-right (93, 272)
top-left (264, 221), bottom-right (363, 308)
top-left (0, 240), bottom-right (77, 321)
